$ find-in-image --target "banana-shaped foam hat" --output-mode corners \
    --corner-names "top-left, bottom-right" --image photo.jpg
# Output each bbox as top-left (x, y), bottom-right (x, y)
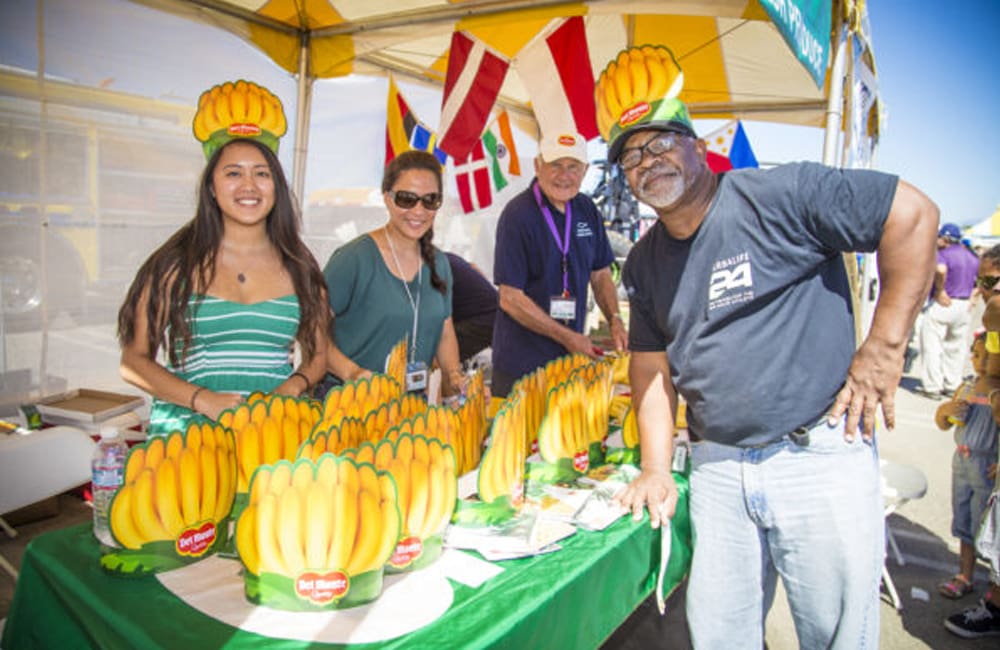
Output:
top-left (594, 45), bottom-right (696, 164)
top-left (192, 80), bottom-right (287, 159)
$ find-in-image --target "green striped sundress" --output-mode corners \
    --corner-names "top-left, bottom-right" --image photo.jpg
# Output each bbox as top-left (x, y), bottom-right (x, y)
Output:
top-left (147, 294), bottom-right (300, 437)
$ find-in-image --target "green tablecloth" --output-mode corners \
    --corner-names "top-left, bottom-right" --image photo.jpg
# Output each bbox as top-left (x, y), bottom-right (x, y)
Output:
top-left (3, 478), bottom-right (690, 649)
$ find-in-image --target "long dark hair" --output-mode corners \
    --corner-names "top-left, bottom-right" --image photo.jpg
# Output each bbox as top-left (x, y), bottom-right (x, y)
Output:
top-left (381, 150), bottom-right (447, 295)
top-left (117, 138), bottom-right (329, 366)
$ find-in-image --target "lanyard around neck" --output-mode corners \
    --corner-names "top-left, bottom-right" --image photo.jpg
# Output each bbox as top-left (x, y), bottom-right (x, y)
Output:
top-left (533, 181), bottom-right (572, 295)
top-left (385, 228), bottom-right (422, 363)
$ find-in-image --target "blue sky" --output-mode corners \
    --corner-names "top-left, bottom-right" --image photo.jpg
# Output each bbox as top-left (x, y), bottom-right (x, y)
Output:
top-left (866, 0), bottom-right (1000, 226)
top-left (744, 0), bottom-right (1000, 227)
top-left (2, 0), bottom-right (997, 226)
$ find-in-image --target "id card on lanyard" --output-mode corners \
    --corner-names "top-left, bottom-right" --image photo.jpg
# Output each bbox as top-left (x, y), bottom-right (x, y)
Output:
top-left (533, 182), bottom-right (575, 322)
top-left (386, 229), bottom-right (429, 393)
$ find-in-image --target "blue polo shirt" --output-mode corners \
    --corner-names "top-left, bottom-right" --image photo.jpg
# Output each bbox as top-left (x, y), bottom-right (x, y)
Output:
top-left (491, 179), bottom-right (614, 383)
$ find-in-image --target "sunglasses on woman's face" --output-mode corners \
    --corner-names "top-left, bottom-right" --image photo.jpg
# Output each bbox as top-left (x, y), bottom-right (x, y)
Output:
top-left (977, 275), bottom-right (1000, 291)
top-left (389, 190), bottom-right (442, 211)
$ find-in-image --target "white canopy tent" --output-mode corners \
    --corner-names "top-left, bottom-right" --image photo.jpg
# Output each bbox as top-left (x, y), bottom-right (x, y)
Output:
top-left (0, 0), bottom-right (881, 410)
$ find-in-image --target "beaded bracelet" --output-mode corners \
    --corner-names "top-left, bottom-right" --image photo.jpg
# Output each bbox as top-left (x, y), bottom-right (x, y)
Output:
top-left (290, 371), bottom-right (311, 392)
top-left (190, 386), bottom-right (207, 412)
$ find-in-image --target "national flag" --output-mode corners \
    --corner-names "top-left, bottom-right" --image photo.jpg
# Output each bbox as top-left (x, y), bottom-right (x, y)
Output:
top-left (385, 76), bottom-right (415, 164)
top-left (410, 123), bottom-right (448, 165)
top-left (703, 120), bottom-right (759, 173)
top-left (438, 31), bottom-right (510, 160)
top-left (514, 17), bottom-right (598, 141)
top-left (453, 139), bottom-right (493, 214)
top-left (482, 110), bottom-right (520, 192)
top-left (385, 75), bottom-right (447, 164)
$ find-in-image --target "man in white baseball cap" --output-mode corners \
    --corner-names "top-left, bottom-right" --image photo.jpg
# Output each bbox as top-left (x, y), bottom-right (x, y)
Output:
top-left (490, 131), bottom-right (627, 397)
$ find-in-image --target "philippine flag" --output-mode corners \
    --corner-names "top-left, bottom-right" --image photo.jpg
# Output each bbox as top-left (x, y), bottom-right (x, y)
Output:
top-left (703, 120), bottom-right (758, 173)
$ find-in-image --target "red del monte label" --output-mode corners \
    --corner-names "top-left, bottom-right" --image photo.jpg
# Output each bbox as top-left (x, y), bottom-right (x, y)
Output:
top-left (619, 102), bottom-right (651, 127)
top-left (389, 536), bottom-right (423, 568)
top-left (176, 521), bottom-right (216, 557)
top-left (557, 134), bottom-right (577, 146)
top-left (295, 571), bottom-right (349, 605)
top-left (573, 449), bottom-right (590, 473)
top-left (227, 123), bottom-right (262, 136)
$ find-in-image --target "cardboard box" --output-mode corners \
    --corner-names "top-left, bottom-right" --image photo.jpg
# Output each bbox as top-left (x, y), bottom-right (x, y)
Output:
top-left (36, 389), bottom-right (144, 426)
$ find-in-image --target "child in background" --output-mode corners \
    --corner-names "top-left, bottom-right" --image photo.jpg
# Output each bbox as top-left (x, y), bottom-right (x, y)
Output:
top-left (934, 332), bottom-right (999, 600)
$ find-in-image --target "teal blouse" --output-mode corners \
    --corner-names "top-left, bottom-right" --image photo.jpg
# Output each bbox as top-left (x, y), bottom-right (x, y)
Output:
top-left (323, 234), bottom-right (452, 377)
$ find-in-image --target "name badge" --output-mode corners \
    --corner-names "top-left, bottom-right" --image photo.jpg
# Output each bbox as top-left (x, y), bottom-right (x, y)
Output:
top-left (405, 361), bottom-right (428, 393)
top-left (549, 296), bottom-right (575, 321)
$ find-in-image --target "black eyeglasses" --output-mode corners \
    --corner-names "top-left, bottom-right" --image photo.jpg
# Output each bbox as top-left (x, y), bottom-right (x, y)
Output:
top-left (388, 190), bottom-right (442, 211)
top-left (619, 132), bottom-right (686, 171)
top-left (977, 275), bottom-right (1000, 291)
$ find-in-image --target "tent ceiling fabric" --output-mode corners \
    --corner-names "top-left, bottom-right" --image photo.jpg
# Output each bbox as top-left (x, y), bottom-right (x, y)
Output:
top-left (133, 0), bottom-right (831, 127)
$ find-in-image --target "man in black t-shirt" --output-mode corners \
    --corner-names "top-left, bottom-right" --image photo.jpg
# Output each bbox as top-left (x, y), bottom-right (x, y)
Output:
top-left (595, 46), bottom-right (941, 648)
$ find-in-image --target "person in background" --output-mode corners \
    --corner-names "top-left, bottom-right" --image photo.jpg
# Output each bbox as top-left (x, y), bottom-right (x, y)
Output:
top-left (943, 260), bottom-right (1000, 639)
top-left (118, 81), bottom-right (329, 436)
top-left (445, 251), bottom-right (498, 364)
top-left (918, 223), bottom-right (980, 399)
top-left (599, 45), bottom-right (940, 648)
top-left (933, 331), bottom-right (998, 601)
top-left (491, 131), bottom-right (627, 397)
top-left (320, 150), bottom-right (464, 398)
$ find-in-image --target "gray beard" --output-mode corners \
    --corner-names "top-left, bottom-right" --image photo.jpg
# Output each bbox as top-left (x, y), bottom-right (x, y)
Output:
top-left (635, 171), bottom-right (686, 210)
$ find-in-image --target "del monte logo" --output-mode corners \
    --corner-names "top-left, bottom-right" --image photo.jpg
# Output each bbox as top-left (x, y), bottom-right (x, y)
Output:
top-left (296, 570), bottom-right (349, 604)
top-left (228, 123), bottom-right (262, 136)
top-left (176, 521), bottom-right (216, 557)
top-left (557, 134), bottom-right (577, 146)
top-left (619, 102), bottom-right (651, 128)
top-left (389, 536), bottom-right (424, 568)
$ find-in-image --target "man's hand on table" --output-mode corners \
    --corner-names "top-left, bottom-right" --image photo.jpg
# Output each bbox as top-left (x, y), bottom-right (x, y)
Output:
top-left (613, 467), bottom-right (678, 529)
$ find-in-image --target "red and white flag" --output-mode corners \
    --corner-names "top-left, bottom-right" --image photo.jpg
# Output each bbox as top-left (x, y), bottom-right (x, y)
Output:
top-left (515, 17), bottom-right (598, 140)
top-left (438, 31), bottom-right (510, 160)
top-left (453, 139), bottom-right (493, 214)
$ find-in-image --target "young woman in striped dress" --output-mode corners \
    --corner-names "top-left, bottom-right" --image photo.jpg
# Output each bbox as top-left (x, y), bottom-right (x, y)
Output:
top-left (117, 138), bottom-right (329, 436)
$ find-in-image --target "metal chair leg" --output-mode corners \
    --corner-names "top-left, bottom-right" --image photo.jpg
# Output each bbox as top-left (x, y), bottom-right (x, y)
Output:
top-left (882, 563), bottom-right (902, 611)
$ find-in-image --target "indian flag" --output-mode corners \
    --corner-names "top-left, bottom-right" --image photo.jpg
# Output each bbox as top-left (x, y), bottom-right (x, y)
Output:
top-left (482, 110), bottom-right (520, 192)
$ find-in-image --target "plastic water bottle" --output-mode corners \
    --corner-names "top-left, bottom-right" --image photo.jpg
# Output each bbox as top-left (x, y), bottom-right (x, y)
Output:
top-left (92, 426), bottom-right (128, 547)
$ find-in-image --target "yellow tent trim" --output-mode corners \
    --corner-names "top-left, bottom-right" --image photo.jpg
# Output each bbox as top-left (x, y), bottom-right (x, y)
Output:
top-left (248, 24), bottom-right (302, 74)
top-left (260, 0), bottom-right (345, 30)
top-left (634, 15), bottom-right (731, 106)
top-left (311, 34), bottom-right (356, 77)
top-left (458, 3), bottom-right (587, 58)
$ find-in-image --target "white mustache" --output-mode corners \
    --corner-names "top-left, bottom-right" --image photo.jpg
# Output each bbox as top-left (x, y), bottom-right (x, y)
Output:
top-left (638, 163), bottom-right (680, 188)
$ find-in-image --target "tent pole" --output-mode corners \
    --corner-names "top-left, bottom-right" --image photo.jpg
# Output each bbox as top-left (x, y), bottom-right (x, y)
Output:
top-left (292, 35), bottom-right (313, 210)
top-left (822, 22), bottom-right (848, 168)
top-left (823, 19), bottom-right (867, 343)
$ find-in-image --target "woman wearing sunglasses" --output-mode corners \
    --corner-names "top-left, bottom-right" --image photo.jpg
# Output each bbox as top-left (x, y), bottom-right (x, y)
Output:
top-left (320, 150), bottom-right (464, 398)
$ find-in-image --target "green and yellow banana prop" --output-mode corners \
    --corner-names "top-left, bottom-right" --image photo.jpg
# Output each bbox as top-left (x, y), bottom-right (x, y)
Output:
top-left (192, 79), bottom-right (287, 158)
top-left (345, 433), bottom-right (458, 571)
top-left (595, 45), bottom-right (694, 162)
top-left (102, 423), bottom-right (237, 575)
top-left (219, 393), bottom-right (321, 494)
top-left (235, 455), bottom-right (400, 610)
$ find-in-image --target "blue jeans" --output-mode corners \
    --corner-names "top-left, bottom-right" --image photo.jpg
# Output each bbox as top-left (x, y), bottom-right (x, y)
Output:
top-left (686, 418), bottom-right (884, 649)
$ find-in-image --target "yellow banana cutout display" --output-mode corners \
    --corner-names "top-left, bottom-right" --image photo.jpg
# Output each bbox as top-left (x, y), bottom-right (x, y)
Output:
top-left (110, 423), bottom-right (237, 552)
